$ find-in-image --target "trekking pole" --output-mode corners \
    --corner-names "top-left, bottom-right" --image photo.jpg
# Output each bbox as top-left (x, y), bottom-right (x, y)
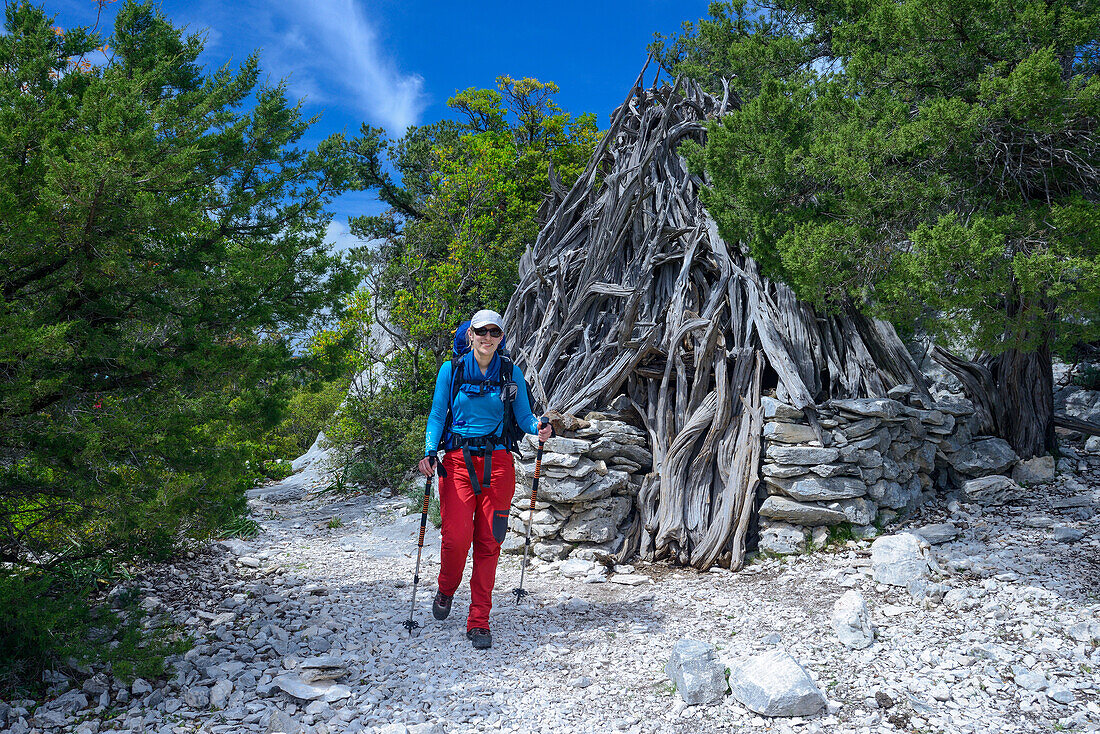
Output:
top-left (513, 417), bottom-right (549, 603)
top-left (403, 460), bottom-right (436, 634)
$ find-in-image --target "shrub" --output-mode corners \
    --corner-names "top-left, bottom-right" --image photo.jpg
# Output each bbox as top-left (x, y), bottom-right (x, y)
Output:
top-left (1073, 364), bottom-right (1100, 390)
top-left (0, 569), bottom-right (190, 697)
top-left (323, 354), bottom-right (434, 492)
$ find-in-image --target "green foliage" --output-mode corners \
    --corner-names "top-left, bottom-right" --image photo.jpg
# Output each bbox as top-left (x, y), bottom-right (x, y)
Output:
top-left (261, 378), bottom-right (349, 463)
top-left (216, 515), bottom-right (260, 540)
top-left (325, 517), bottom-right (343, 530)
top-left (317, 77), bottom-right (598, 487)
top-left (1072, 365), bottom-right (1100, 390)
top-left (349, 75), bottom-right (599, 364)
top-left (0, 568), bottom-right (189, 697)
top-left (659, 0), bottom-right (1100, 359)
top-left (826, 522), bottom-right (856, 546)
top-left (323, 355), bottom-right (433, 491)
top-left (0, 1), bottom-right (364, 686)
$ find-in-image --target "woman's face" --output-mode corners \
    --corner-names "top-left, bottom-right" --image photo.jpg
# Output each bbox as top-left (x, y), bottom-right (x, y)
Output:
top-left (469, 325), bottom-right (502, 361)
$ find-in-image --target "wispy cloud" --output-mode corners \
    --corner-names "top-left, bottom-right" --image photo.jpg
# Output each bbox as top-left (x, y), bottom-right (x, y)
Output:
top-left (325, 219), bottom-right (368, 255)
top-left (271, 0), bottom-right (426, 134)
top-left (172, 0), bottom-right (425, 134)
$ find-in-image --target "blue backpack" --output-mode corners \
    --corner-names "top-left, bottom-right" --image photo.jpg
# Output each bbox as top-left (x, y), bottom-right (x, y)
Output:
top-left (440, 320), bottom-right (537, 453)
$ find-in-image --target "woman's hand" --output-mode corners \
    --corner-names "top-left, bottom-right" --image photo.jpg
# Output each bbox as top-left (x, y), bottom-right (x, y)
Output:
top-left (538, 418), bottom-right (553, 443)
top-left (418, 456), bottom-right (436, 477)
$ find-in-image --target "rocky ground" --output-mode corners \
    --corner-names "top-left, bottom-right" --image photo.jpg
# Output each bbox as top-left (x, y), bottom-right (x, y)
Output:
top-left (6, 457), bottom-right (1100, 734)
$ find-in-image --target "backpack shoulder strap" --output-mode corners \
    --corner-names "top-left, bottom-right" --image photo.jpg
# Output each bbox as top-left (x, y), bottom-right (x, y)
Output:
top-left (498, 356), bottom-right (514, 388)
top-left (440, 357), bottom-right (464, 450)
top-left (449, 356), bottom-right (465, 405)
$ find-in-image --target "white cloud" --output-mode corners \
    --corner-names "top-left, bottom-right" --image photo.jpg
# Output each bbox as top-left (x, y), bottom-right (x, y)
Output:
top-left (272, 0), bottom-right (426, 134)
top-left (324, 219), bottom-right (364, 254)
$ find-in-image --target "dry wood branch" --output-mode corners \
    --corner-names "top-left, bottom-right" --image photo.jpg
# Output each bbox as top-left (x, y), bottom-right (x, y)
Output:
top-left (504, 70), bottom-right (925, 568)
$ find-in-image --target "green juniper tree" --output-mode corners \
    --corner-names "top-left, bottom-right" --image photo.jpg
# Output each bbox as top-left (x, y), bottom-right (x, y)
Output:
top-left (655, 0), bottom-right (1100, 458)
top-left (0, 0), bottom-right (361, 681)
top-left (310, 77), bottom-right (598, 488)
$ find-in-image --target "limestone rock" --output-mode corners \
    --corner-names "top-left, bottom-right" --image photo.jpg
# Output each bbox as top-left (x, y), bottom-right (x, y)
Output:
top-left (808, 463), bottom-right (859, 478)
top-left (272, 675), bottom-right (350, 702)
top-left (761, 463), bottom-right (810, 479)
top-left (728, 648), bottom-right (827, 717)
top-left (763, 421), bottom-right (819, 444)
top-left (184, 686), bottom-right (210, 708)
top-left (933, 396), bottom-right (977, 416)
top-left (887, 384), bottom-right (914, 401)
top-left (832, 398), bottom-right (905, 420)
top-left (913, 523), bottom-right (958, 545)
top-left (765, 445), bottom-right (840, 465)
top-left (826, 497), bottom-right (876, 526)
top-left (559, 558), bottom-right (597, 578)
top-left (963, 475), bottom-right (1025, 506)
top-left (759, 524), bottom-right (806, 555)
top-left (767, 475), bottom-right (866, 502)
top-left (538, 451), bottom-right (581, 469)
top-left (841, 418), bottom-right (883, 440)
top-left (759, 496), bottom-right (849, 526)
top-left (870, 533), bottom-right (931, 587)
top-left (297, 656), bottom-right (348, 683)
top-left (868, 479), bottom-right (917, 511)
top-left (831, 590), bottom-right (874, 649)
top-left (609, 573), bottom-right (651, 586)
top-left (949, 438), bottom-right (1018, 476)
top-left (542, 436), bottom-right (592, 455)
top-left (1011, 456), bottom-right (1056, 485)
top-left (1053, 526), bottom-right (1085, 543)
top-left (560, 497), bottom-right (631, 544)
top-left (570, 535), bottom-right (624, 562)
top-left (532, 539), bottom-right (574, 560)
top-left (209, 679), bottom-right (233, 709)
top-left (762, 397), bottom-right (803, 420)
top-left (1058, 386), bottom-right (1100, 423)
top-left (665, 639), bottom-right (727, 705)
top-left (44, 690), bottom-right (88, 714)
top-left (266, 709), bottom-right (301, 734)
top-left (537, 471), bottom-right (628, 503)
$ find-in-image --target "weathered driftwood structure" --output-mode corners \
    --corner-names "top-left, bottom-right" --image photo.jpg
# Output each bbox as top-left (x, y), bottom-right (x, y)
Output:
top-left (503, 67), bottom-right (930, 570)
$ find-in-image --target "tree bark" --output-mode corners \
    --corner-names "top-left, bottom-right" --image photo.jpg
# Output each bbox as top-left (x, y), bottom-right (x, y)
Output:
top-left (931, 343), bottom-right (1055, 459)
top-left (986, 345), bottom-right (1055, 459)
top-left (505, 68), bottom-right (929, 568)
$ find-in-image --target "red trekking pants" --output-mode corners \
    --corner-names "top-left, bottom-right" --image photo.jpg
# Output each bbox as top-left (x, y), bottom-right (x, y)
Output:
top-left (437, 449), bottom-right (515, 631)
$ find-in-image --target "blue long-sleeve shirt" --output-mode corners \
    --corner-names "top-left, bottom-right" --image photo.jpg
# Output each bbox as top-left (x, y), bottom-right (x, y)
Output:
top-left (424, 351), bottom-right (540, 455)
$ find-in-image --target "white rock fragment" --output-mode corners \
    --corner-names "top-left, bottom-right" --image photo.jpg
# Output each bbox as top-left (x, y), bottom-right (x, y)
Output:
top-left (609, 573), bottom-right (651, 586)
top-left (728, 648), bottom-right (826, 717)
top-left (871, 533), bottom-right (931, 587)
top-left (665, 639), bottom-right (727, 705)
top-left (831, 590), bottom-right (874, 649)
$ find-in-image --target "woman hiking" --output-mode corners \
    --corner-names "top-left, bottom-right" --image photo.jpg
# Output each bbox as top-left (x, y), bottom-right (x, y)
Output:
top-left (418, 309), bottom-right (552, 649)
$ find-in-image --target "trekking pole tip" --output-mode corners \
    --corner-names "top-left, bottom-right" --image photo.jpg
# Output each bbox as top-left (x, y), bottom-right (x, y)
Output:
top-left (402, 618), bottom-right (421, 634)
top-left (511, 587), bottom-right (529, 604)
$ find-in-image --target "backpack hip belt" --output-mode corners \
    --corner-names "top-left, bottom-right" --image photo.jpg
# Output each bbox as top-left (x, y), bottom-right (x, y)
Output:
top-left (453, 435), bottom-right (497, 496)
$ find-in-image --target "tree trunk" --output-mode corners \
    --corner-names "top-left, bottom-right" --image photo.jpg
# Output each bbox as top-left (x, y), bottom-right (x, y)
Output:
top-left (985, 345), bottom-right (1055, 459)
top-left (932, 343), bottom-right (1054, 459)
top-left (504, 67), bottom-right (930, 568)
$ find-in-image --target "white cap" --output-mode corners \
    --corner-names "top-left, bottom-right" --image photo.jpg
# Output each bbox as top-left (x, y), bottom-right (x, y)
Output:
top-left (470, 309), bottom-right (504, 329)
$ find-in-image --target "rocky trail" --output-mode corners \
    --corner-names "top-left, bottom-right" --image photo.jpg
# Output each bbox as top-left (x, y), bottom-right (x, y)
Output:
top-left (8, 458), bottom-right (1100, 734)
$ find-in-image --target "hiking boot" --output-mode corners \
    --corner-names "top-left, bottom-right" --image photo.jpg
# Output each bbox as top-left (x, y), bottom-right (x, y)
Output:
top-left (432, 591), bottom-right (453, 620)
top-left (467, 627), bottom-right (492, 649)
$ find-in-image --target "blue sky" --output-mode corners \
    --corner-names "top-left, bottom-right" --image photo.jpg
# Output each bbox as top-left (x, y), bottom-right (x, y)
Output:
top-left (51, 0), bottom-right (709, 249)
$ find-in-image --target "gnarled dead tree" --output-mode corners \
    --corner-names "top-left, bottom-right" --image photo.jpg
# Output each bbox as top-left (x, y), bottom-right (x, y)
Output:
top-left (504, 67), bottom-right (928, 569)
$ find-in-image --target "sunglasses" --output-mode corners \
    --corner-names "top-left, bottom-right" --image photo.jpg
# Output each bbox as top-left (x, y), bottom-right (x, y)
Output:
top-left (472, 326), bottom-right (503, 338)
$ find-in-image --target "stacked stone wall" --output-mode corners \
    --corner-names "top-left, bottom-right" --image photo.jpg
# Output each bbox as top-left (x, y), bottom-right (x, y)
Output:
top-left (500, 386), bottom-right (1034, 562)
top-left (758, 387), bottom-right (978, 553)
top-left (503, 414), bottom-right (651, 562)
